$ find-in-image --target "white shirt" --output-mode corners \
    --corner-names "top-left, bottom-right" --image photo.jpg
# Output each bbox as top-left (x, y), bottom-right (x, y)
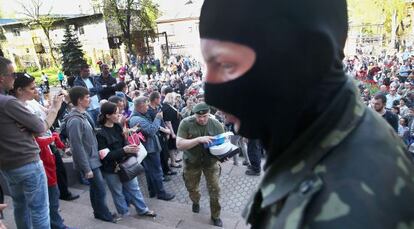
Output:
top-left (386, 94), bottom-right (401, 109)
top-left (26, 99), bottom-right (47, 120)
top-left (82, 78), bottom-right (100, 110)
top-left (41, 74), bottom-right (48, 82)
top-left (25, 99), bottom-right (51, 136)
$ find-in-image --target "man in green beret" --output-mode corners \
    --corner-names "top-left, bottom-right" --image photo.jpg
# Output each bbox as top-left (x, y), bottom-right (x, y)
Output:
top-left (176, 102), bottom-right (225, 227)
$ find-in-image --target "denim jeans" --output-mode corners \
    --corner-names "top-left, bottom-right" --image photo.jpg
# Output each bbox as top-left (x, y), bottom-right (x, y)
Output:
top-left (141, 152), bottom-right (167, 198)
top-left (102, 172), bottom-right (149, 215)
top-left (157, 134), bottom-right (172, 175)
top-left (48, 185), bottom-right (65, 229)
top-left (247, 139), bottom-right (262, 172)
top-left (1, 160), bottom-right (50, 229)
top-left (230, 135), bottom-right (249, 165)
top-left (88, 168), bottom-right (113, 221)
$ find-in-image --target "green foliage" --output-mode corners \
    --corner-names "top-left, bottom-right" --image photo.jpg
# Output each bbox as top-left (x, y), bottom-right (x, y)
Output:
top-left (139, 0), bottom-right (160, 36)
top-left (348, 0), bottom-right (406, 34)
top-left (102, 0), bottom-right (159, 53)
top-left (28, 67), bottom-right (59, 86)
top-left (19, 0), bottom-right (59, 66)
top-left (60, 26), bottom-right (87, 76)
top-left (26, 66), bottom-right (39, 72)
top-left (27, 15), bottom-right (56, 32)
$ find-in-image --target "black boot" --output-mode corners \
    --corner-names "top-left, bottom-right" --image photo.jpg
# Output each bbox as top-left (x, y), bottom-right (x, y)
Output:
top-left (192, 203), bottom-right (200, 213)
top-left (211, 217), bottom-right (223, 227)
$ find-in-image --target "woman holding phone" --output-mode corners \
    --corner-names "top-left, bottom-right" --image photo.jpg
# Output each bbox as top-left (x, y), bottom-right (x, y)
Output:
top-left (96, 102), bottom-right (156, 218)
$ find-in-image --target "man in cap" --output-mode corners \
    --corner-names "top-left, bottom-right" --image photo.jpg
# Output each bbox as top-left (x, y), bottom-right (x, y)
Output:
top-left (176, 102), bottom-right (225, 227)
top-left (198, 0), bottom-right (414, 228)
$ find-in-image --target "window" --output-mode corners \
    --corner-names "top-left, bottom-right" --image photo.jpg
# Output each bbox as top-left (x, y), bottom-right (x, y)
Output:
top-left (12, 29), bottom-right (20, 36)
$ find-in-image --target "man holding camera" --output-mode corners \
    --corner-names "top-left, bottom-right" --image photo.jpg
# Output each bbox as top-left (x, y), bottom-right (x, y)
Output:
top-left (129, 96), bottom-right (175, 201)
top-left (0, 57), bottom-right (65, 229)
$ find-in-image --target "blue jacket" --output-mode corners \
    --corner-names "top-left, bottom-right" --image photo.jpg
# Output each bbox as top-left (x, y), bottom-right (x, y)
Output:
top-left (129, 111), bottom-right (162, 153)
top-left (73, 76), bottom-right (101, 97)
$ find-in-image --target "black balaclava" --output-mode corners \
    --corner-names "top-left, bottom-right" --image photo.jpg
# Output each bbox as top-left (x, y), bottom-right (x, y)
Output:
top-left (200, 0), bottom-right (349, 166)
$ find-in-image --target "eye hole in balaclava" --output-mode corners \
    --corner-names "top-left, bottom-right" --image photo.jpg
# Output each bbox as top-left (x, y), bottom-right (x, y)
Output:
top-left (200, 0), bottom-right (348, 155)
top-left (201, 40), bottom-right (257, 84)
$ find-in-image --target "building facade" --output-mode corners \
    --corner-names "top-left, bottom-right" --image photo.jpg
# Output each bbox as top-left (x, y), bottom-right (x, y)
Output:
top-left (155, 0), bottom-right (203, 63)
top-left (0, 14), bottom-right (129, 70)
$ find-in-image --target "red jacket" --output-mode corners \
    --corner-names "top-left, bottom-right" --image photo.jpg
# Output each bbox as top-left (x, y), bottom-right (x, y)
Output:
top-left (35, 132), bottom-right (65, 186)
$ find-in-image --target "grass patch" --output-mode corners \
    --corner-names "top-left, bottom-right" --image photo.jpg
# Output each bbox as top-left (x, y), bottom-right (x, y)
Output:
top-left (28, 67), bottom-right (60, 86)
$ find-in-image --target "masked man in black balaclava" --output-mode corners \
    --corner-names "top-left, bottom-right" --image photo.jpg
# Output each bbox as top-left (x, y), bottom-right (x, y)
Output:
top-left (199, 0), bottom-right (414, 228)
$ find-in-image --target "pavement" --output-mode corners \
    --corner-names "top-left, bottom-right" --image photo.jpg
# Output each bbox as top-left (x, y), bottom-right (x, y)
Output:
top-left (2, 153), bottom-right (263, 229)
top-left (1, 86), bottom-right (263, 228)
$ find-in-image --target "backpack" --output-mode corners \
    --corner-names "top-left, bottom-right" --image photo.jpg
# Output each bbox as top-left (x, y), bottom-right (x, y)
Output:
top-left (59, 114), bottom-right (82, 141)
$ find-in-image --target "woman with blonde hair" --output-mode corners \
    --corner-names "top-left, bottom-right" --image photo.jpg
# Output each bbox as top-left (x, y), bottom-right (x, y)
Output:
top-left (162, 92), bottom-right (182, 167)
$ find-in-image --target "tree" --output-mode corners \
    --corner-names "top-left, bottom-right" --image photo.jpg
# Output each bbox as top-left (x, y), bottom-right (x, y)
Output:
top-left (101, 0), bottom-right (159, 55)
top-left (381, 0), bottom-right (406, 48)
top-left (18, 0), bottom-right (59, 67)
top-left (348, 0), bottom-right (406, 47)
top-left (60, 26), bottom-right (87, 76)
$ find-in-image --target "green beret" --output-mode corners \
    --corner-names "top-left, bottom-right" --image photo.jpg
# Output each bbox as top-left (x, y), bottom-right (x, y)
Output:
top-left (192, 102), bottom-right (210, 115)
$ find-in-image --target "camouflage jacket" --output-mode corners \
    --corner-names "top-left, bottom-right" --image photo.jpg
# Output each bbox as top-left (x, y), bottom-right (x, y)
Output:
top-left (243, 79), bottom-right (414, 229)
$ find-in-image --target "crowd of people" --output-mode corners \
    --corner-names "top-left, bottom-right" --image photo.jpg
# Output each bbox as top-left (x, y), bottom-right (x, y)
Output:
top-left (2, 47), bottom-right (413, 229)
top-left (0, 54), bottom-right (263, 228)
top-left (3, 0), bottom-right (414, 228)
top-left (346, 48), bottom-right (414, 147)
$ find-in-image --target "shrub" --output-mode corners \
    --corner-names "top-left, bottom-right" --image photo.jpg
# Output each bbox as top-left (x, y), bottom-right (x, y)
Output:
top-left (28, 67), bottom-right (60, 86)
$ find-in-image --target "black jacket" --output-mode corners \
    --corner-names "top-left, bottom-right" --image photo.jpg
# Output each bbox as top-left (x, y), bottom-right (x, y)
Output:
top-left (96, 124), bottom-right (128, 173)
top-left (382, 110), bottom-right (398, 132)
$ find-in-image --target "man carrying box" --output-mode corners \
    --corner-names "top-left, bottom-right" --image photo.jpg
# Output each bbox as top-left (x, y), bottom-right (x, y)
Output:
top-left (176, 102), bottom-right (224, 227)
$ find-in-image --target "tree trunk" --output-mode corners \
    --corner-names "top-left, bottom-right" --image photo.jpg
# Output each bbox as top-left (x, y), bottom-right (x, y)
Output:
top-left (127, 31), bottom-right (133, 55)
top-left (42, 26), bottom-right (58, 67)
top-left (390, 9), bottom-right (398, 50)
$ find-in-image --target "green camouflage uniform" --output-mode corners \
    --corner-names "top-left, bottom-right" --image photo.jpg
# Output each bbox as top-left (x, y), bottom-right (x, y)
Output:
top-left (243, 80), bottom-right (414, 229)
top-left (177, 115), bottom-right (224, 219)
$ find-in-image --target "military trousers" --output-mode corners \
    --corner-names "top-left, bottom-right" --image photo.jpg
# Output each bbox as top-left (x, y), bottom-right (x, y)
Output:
top-left (183, 162), bottom-right (221, 218)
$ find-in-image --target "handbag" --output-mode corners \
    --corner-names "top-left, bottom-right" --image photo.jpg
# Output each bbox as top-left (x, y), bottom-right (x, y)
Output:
top-left (117, 155), bottom-right (145, 182)
top-left (117, 131), bottom-right (147, 182)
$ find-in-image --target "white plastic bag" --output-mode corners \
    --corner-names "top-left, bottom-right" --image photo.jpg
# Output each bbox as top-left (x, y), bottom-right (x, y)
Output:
top-left (137, 144), bottom-right (148, 164)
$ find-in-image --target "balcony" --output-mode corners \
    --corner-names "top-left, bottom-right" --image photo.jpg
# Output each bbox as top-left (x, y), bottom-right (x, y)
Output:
top-left (34, 43), bottom-right (45, 53)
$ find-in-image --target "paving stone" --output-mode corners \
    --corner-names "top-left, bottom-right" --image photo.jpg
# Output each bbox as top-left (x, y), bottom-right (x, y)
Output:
top-left (2, 151), bottom-right (262, 228)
